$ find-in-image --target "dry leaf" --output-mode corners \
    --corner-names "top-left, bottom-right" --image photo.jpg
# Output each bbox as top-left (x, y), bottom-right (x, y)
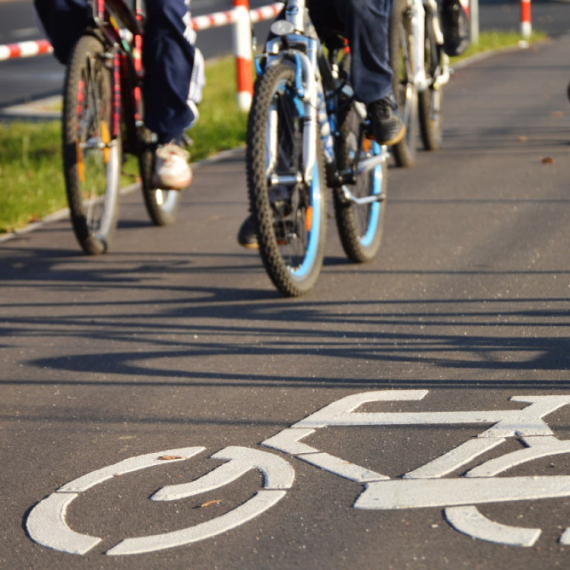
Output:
top-left (200, 500), bottom-right (222, 508)
top-left (517, 136), bottom-right (528, 143)
top-left (551, 111), bottom-right (564, 118)
top-left (158, 455), bottom-right (185, 461)
top-left (541, 157), bottom-right (554, 164)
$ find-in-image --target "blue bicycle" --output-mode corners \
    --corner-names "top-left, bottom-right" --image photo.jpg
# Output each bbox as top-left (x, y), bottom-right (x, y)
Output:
top-left (246, 0), bottom-right (389, 296)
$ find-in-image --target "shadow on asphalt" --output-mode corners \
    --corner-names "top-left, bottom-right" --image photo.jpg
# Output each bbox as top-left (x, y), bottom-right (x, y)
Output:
top-left (1, 240), bottom-right (569, 396)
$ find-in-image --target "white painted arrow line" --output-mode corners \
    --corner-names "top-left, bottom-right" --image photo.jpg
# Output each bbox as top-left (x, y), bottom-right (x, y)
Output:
top-left (355, 476), bottom-right (570, 510)
top-left (152, 446), bottom-right (294, 501)
top-left (445, 506), bottom-right (541, 547)
top-left (106, 490), bottom-right (287, 556)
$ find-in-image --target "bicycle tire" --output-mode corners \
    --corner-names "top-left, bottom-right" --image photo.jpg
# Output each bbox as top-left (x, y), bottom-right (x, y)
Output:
top-left (62, 35), bottom-right (120, 255)
top-left (139, 129), bottom-right (183, 226)
top-left (418, 16), bottom-right (444, 150)
top-left (389, 0), bottom-right (419, 168)
top-left (246, 62), bottom-right (327, 297)
top-left (334, 100), bottom-right (388, 263)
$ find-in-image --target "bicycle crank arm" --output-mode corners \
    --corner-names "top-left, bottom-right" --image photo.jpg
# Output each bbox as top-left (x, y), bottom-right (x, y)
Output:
top-left (340, 185), bottom-right (385, 206)
top-left (356, 151), bottom-right (389, 175)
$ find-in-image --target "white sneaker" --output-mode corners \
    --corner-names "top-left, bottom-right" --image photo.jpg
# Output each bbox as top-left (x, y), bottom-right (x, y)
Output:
top-left (152, 143), bottom-right (192, 190)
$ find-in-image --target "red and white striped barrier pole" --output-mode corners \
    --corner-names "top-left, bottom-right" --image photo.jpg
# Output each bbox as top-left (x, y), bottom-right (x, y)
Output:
top-left (233, 0), bottom-right (254, 112)
top-left (0, 4), bottom-right (283, 111)
top-left (0, 39), bottom-right (52, 62)
top-left (520, 0), bottom-right (531, 39)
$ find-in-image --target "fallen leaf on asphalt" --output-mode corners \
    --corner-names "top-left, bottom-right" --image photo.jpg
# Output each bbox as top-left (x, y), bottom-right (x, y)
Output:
top-left (541, 157), bottom-right (554, 164)
top-left (517, 136), bottom-right (528, 143)
top-left (551, 111), bottom-right (564, 118)
top-left (158, 455), bottom-right (186, 461)
top-left (200, 500), bottom-right (222, 508)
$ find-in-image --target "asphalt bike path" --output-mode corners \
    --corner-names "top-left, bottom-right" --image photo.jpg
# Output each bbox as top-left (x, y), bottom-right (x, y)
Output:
top-left (2, 35), bottom-right (570, 569)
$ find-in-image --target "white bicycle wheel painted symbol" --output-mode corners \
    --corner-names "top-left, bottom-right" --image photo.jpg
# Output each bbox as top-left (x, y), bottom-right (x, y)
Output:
top-left (26, 390), bottom-right (570, 555)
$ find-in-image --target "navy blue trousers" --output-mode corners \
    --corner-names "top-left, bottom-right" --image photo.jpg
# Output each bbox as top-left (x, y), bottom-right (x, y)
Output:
top-left (34, 0), bottom-right (196, 140)
top-left (308, 0), bottom-right (394, 103)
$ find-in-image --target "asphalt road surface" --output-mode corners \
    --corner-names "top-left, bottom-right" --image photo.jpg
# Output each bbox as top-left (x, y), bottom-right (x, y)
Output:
top-left (2, 23), bottom-right (570, 570)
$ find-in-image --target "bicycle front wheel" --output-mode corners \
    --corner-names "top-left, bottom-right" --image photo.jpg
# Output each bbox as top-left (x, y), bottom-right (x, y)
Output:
top-left (247, 62), bottom-right (327, 297)
top-left (334, 100), bottom-right (388, 263)
top-left (389, 0), bottom-right (419, 167)
top-left (62, 35), bottom-right (120, 255)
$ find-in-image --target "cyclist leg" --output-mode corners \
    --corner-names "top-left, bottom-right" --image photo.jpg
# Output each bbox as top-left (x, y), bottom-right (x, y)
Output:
top-left (144, 0), bottom-right (204, 188)
top-left (308, 0), bottom-right (404, 146)
top-left (33, 0), bottom-right (90, 64)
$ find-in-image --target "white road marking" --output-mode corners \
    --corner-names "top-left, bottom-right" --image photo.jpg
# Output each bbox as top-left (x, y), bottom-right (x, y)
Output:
top-left (25, 391), bottom-right (570, 554)
top-left (152, 446), bottom-right (294, 501)
top-left (354, 477), bottom-right (570, 510)
top-left (403, 438), bottom-right (506, 479)
top-left (466, 436), bottom-right (570, 478)
top-left (106, 490), bottom-right (287, 556)
top-left (292, 390), bottom-right (429, 429)
top-left (297, 452), bottom-right (388, 483)
top-left (59, 447), bottom-right (205, 492)
top-left (26, 493), bottom-right (101, 556)
top-left (293, 393), bottom-right (570, 438)
top-left (560, 528), bottom-right (570, 545)
top-left (262, 428), bottom-right (318, 455)
top-left (445, 506), bottom-right (541, 547)
top-left (26, 446), bottom-right (293, 556)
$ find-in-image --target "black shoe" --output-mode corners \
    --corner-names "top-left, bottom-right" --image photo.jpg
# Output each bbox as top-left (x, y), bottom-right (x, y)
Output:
top-left (441, 0), bottom-right (470, 57)
top-left (367, 95), bottom-right (406, 146)
top-left (237, 214), bottom-right (258, 249)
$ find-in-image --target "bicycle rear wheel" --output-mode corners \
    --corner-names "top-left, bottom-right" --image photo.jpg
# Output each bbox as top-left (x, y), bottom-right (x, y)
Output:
top-left (139, 130), bottom-right (182, 226)
top-left (389, 0), bottom-right (418, 167)
top-left (247, 62), bottom-right (327, 297)
top-left (62, 35), bottom-right (120, 255)
top-left (334, 100), bottom-right (388, 263)
top-left (419, 15), bottom-right (444, 150)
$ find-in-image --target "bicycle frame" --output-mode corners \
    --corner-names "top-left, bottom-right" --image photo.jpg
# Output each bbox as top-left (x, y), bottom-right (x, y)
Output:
top-left (261, 0), bottom-right (386, 191)
top-left (409, 0), bottom-right (450, 92)
top-left (86, 0), bottom-right (146, 152)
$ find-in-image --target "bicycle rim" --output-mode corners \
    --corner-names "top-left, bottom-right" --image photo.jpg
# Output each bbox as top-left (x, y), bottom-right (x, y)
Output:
top-left (335, 101), bottom-right (388, 263)
top-left (63, 35), bottom-right (120, 255)
top-left (390, 0), bottom-right (418, 167)
top-left (247, 63), bottom-right (326, 297)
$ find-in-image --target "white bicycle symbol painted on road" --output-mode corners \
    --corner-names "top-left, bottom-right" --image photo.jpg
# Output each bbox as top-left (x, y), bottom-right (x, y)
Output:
top-left (27, 390), bottom-right (570, 555)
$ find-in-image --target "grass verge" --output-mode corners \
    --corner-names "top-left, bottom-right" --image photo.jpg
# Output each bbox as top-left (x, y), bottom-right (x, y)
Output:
top-left (0, 31), bottom-right (548, 235)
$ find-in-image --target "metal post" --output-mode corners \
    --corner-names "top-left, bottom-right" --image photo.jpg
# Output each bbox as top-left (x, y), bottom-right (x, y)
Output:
top-left (232, 0), bottom-right (254, 111)
top-left (468, 0), bottom-right (479, 46)
top-left (520, 0), bottom-right (532, 39)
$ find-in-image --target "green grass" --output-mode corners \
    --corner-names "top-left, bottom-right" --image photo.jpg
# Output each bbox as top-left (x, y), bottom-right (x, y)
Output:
top-left (449, 29), bottom-right (547, 64)
top-left (0, 56), bottom-right (248, 234)
top-left (0, 31), bottom-right (548, 234)
top-left (0, 121), bottom-right (65, 233)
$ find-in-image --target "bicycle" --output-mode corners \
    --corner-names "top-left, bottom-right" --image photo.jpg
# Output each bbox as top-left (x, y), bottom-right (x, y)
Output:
top-left (26, 390), bottom-right (570, 555)
top-left (62, 0), bottom-right (184, 256)
top-left (246, 0), bottom-right (389, 297)
top-left (389, 0), bottom-right (450, 167)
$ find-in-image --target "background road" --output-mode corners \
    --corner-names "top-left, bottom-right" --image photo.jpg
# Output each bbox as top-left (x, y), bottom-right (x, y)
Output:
top-left (0, 0), bottom-right (569, 107)
top-left (2, 23), bottom-right (570, 570)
